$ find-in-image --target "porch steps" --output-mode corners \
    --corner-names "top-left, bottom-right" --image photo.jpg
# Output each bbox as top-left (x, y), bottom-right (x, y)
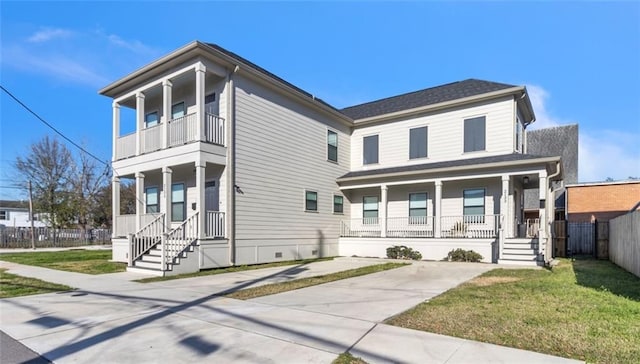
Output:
top-left (499, 238), bottom-right (542, 266)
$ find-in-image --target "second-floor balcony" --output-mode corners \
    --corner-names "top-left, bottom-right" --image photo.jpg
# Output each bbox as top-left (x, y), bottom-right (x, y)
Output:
top-left (115, 112), bottom-right (225, 160)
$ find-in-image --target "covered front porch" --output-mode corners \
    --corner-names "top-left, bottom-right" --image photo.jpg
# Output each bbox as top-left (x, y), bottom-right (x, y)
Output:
top-left (336, 154), bottom-right (562, 264)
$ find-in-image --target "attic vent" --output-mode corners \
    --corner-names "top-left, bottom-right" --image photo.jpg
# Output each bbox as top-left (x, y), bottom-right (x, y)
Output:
top-left (275, 252), bottom-right (283, 258)
top-left (311, 250), bottom-right (318, 255)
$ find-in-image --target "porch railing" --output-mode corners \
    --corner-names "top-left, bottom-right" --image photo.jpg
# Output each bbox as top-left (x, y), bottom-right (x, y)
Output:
top-left (141, 123), bottom-right (162, 153)
top-left (440, 215), bottom-right (500, 238)
top-left (163, 212), bottom-right (199, 269)
top-left (205, 113), bottom-right (225, 145)
top-left (387, 216), bottom-right (435, 238)
top-left (340, 215), bottom-right (500, 239)
top-left (205, 211), bottom-right (225, 238)
top-left (128, 214), bottom-right (165, 266)
top-left (169, 113), bottom-right (198, 147)
top-left (116, 132), bottom-right (136, 159)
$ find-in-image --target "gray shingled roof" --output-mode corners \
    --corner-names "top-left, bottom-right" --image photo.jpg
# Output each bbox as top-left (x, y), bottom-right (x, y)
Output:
top-left (338, 153), bottom-right (555, 180)
top-left (340, 79), bottom-right (518, 120)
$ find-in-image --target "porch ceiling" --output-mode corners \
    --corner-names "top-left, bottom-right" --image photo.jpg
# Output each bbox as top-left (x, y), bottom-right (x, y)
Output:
top-left (337, 153), bottom-right (560, 185)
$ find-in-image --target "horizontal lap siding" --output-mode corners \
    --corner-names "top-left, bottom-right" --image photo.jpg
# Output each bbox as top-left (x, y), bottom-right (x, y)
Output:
top-left (234, 76), bottom-right (350, 243)
top-left (350, 97), bottom-right (515, 171)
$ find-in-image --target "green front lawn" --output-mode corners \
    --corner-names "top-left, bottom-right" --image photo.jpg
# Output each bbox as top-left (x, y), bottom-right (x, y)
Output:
top-left (0, 249), bottom-right (126, 274)
top-left (386, 258), bottom-right (640, 363)
top-left (0, 269), bottom-right (72, 298)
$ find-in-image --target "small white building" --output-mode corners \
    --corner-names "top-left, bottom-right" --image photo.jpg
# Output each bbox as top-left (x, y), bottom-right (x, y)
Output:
top-left (100, 41), bottom-right (564, 276)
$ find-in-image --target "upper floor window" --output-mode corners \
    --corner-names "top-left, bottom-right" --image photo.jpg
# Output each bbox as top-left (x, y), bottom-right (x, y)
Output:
top-left (145, 112), bottom-right (159, 127)
top-left (464, 116), bottom-right (486, 153)
top-left (327, 130), bottom-right (338, 162)
top-left (463, 188), bottom-right (485, 222)
top-left (409, 126), bottom-right (428, 159)
top-left (172, 183), bottom-right (185, 221)
top-left (305, 190), bottom-right (318, 212)
top-left (363, 135), bottom-right (379, 165)
top-left (333, 195), bottom-right (344, 214)
top-left (0, 210), bottom-right (8, 220)
top-left (172, 102), bottom-right (185, 119)
top-left (145, 187), bottom-right (159, 213)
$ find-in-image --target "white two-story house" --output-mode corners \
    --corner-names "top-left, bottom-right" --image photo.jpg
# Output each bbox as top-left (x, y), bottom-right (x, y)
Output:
top-left (100, 41), bottom-right (562, 275)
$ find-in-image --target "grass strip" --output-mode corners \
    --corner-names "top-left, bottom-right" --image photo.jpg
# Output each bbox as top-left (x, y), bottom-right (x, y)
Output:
top-left (333, 352), bottom-right (368, 364)
top-left (136, 257), bottom-right (335, 283)
top-left (386, 258), bottom-right (640, 364)
top-left (0, 250), bottom-right (126, 274)
top-left (226, 262), bottom-right (408, 300)
top-left (0, 268), bottom-right (72, 298)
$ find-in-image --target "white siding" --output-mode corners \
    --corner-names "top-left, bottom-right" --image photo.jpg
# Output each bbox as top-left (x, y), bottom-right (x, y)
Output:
top-left (233, 75), bottom-right (350, 264)
top-left (350, 96), bottom-right (516, 171)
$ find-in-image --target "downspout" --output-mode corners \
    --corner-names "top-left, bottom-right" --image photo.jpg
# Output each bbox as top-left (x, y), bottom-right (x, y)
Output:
top-left (227, 65), bottom-right (239, 265)
top-left (545, 161), bottom-right (562, 263)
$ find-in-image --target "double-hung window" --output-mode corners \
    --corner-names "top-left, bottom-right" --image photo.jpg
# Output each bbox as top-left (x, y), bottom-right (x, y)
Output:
top-left (463, 188), bottom-right (485, 223)
top-left (363, 135), bottom-right (379, 165)
top-left (408, 193), bottom-right (428, 224)
top-left (305, 191), bottom-right (318, 212)
top-left (333, 195), bottom-right (344, 214)
top-left (409, 126), bottom-right (428, 159)
top-left (145, 187), bottom-right (159, 213)
top-left (171, 183), bottom-right (185, 222)
top-left (327, 130), bottom-right (338, 162)
top-left (464, 116), bottom-right (486, 153)
top-left (145, 112), bottom-right (159, 127)
top-left (363, 196), bottom-right (379, 224)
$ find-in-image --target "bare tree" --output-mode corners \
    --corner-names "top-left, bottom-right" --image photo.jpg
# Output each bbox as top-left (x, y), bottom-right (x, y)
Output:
top-left (15, 136), bottom-right (76, 234)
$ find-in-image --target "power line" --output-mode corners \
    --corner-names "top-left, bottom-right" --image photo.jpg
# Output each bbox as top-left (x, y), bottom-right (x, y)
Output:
top-left (0, 85), bottom-right (109, 167)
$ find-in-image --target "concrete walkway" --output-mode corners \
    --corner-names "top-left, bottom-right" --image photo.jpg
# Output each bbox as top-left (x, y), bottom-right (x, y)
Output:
top-left (0, 257), bottom-right (582, 363)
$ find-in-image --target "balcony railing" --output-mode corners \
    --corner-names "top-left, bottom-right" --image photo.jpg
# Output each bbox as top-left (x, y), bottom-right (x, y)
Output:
top-left (340, 215), bottom-right (500, 239)
top-left (114, 112), bottom-right (225, 160)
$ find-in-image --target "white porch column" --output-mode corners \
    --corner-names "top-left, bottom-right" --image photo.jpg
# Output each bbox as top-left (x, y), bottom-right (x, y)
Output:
top-left (195, 62), bottom-right (206, 142)
top-left (162, 80), bottom-right (172, 149)
top-left (195, 160), bottom-right (206, 239)
top-left (500, 175), bottom-right (510, 236)
top-left (111, 176), bottom-right (120, 238)
top-left (162, 167), bottom-right (172, 231)
top-left (434, 180), bottom-right (442, 238)
top-left (112, 102), bottom-right (120, 161)
top-left (135, 92), bottom-right (145, 155)
top-left (380, 184), bottom-right (388, 238)
top-left (135, 172), bottom-right (145, 232)
top-left (538, 171), bottom-right (548, 257)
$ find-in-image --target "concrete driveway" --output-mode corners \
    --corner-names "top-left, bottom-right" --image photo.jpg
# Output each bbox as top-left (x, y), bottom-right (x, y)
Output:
top-left (0, 258), bottom-right (581, 363)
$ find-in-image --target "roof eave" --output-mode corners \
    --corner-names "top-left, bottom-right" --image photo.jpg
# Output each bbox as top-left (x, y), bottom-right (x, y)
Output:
top-left (336, 156), bottom-right (561, 184)
top-left (350, 86), bottom-right (527, 125)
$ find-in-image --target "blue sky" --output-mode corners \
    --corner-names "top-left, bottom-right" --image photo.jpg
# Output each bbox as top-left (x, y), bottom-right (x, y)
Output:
top-left (1, 1), bottom-right (639, 200)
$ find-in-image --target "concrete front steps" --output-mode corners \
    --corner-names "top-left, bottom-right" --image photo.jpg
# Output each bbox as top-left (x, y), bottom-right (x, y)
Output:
top-left (498, 238), bottom-right (542, 266)
top-left (126, 243), bottom-right (198, 276)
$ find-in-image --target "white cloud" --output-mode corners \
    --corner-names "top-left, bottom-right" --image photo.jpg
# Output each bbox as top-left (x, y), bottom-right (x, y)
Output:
top-left (27, 28), bottom-right (73, 43)
top-left (526, 84), bottom-right (640, 182)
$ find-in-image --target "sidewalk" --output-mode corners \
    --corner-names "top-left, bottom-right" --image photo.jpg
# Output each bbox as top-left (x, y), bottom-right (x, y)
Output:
top-left (0, 258), bottom-right (582, 363)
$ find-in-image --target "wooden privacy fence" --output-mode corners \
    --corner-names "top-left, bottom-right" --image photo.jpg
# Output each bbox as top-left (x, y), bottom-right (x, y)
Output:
top-left (0, 227), bottom-right (111, 248)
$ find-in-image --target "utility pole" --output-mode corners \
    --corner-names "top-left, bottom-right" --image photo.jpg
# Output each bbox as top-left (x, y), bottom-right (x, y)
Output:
top-left (29, 180), bottom-right (36, 250)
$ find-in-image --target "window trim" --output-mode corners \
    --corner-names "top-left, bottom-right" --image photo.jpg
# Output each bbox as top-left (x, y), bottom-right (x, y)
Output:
top-left (409, 125), bottom-right (429, 160)
top-left (305, 190), bottom-right (318, 212)
top-left (327, 129), bottom-right (338, 163)
top-left (463, 115), bottom-right (486, 153)
top-left (408, 192), bottom-right (428, 224)
top-left (333, 194), bottom-right (344, 214)
top-left (463, 188), bottom-right (486, 223)
top-left (171, 182), bottom-right (186, 222)
top-left (145, 186), bottom-right (159, 214)
top-left (363, 134), bottom-right (379, 165)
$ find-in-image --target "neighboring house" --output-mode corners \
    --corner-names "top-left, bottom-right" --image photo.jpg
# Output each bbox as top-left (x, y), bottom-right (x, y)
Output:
top-left (0, 201), bottom-right (47, 228)
top-left (524, 124), bottom-right (579, 221)
top-left (100, 41), bottom-right (564, 275)
top-left (567, 180), bottom-right (640, 222)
